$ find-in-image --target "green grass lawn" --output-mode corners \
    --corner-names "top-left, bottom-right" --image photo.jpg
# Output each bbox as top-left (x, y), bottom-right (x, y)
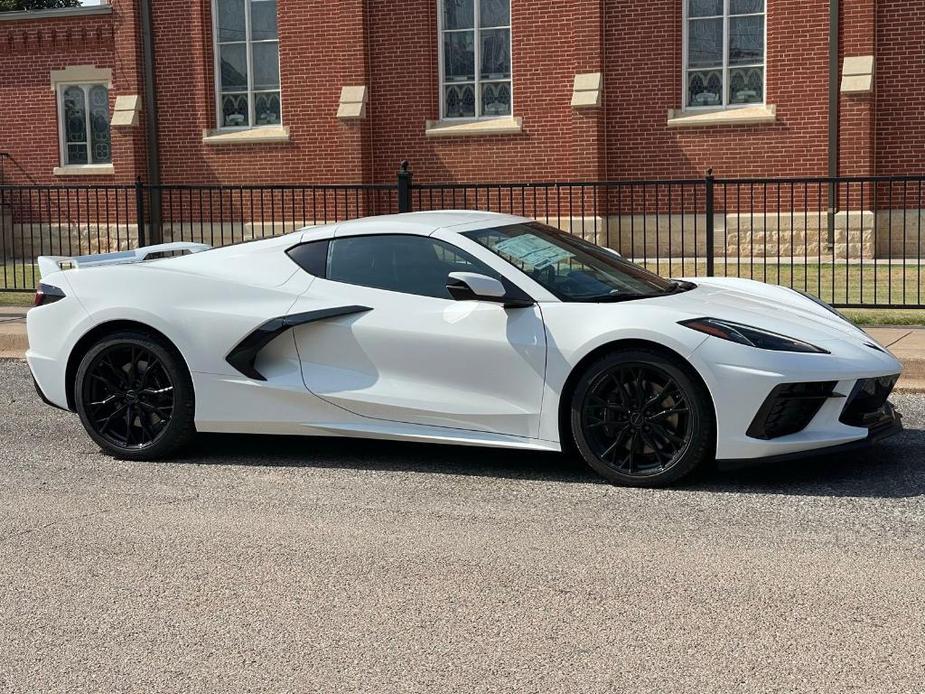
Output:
top-left (636, 260), bottom-right (925, 326)
top-left (3, 260), bottom-right (924, 325)
top-left (1, 263), bottom-right (37, 306)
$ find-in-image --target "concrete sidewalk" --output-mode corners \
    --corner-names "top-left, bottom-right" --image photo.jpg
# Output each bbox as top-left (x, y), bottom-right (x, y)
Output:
top-left (2, 305), bottom-right (924, 390)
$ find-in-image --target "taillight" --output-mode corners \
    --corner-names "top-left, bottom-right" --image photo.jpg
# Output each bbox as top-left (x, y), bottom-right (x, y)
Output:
top-left (34, 283), bottom-right (66, 307)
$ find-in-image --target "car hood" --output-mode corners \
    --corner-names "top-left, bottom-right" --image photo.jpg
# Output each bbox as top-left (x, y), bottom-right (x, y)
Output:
top-left (657, 277), bottom-right (874, 347)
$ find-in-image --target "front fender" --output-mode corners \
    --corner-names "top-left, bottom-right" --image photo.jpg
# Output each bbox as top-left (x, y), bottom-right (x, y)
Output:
top-left (536, 302), bottom-right (711, 443)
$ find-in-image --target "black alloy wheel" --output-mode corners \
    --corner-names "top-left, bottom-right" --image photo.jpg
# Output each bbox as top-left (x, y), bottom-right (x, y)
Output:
top-left (570, 348), bottom-right (713, 487)
top-left (75, 332), bottom-right (196, 460)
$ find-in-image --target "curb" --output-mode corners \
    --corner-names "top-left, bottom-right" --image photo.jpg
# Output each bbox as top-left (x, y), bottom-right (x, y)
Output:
top-left (0, 326), bottom-right (28, 359)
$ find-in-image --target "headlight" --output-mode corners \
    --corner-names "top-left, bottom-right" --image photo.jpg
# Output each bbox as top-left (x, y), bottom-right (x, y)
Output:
top-left (679, 318), bottom-right (830, 354)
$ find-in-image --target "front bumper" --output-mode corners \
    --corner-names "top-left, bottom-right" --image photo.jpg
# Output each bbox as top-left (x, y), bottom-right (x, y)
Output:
top-left (690, 331), bottom-right (905, 461)
top-left (717, 401), bottom-right (902, 470)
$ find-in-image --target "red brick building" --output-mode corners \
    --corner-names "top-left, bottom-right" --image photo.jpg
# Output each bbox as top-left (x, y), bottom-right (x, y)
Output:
top-left (0, 0), bottom-right (915, 187)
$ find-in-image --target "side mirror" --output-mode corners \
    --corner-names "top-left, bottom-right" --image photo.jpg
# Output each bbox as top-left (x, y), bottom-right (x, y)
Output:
top-left (446, 272), bottom-right (507, 301)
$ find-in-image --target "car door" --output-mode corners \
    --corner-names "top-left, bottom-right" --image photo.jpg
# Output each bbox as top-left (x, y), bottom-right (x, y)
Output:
top-left (286, 233), bottom-right (547, 439)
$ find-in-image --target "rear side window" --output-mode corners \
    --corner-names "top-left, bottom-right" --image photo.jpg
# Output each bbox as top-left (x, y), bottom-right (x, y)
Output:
top-left (326, 234), bottom-right (498, 300)
top-left (287, 240), bottom-right (329, 277)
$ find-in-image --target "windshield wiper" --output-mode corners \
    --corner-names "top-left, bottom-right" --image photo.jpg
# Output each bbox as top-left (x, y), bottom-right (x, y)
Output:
top-left (573, 292), bottom-right (664, 303)
top-left (573, 281), bottom-right (696, 303)
top-left (664, 279), bottom-right (696, 293)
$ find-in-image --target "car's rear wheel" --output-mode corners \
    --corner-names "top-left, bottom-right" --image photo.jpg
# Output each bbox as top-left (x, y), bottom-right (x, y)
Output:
top-left (75, 331), bottom-right (196, 460)
top-left (570, 348), bottom-right (714, 487)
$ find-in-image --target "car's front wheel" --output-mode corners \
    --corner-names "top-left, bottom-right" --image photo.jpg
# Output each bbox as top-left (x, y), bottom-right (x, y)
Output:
top-left (570, 348), bottom-right (714, 487)
top-left (75, 331), bottom-right (196, 460)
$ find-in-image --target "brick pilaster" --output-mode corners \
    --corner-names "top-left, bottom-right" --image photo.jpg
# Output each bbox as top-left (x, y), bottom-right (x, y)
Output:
top-left (571, 0), bottom-right (606, 182)
top-left (838, 0), bottom-right (876, 177)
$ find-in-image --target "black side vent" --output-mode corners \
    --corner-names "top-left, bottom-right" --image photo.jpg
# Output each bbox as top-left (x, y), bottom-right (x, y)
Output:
top-left (839, 375), bottom-right (899, 429)
top-left (747, 381), bottom-right (838, 440)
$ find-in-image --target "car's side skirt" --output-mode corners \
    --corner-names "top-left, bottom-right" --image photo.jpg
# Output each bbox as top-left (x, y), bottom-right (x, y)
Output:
top-left (195, 417), bottom-right (561, 452)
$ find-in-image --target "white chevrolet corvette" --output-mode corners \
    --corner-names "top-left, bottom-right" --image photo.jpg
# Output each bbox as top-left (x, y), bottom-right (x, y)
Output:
top-left (27, 211), bottom-right (902, 487)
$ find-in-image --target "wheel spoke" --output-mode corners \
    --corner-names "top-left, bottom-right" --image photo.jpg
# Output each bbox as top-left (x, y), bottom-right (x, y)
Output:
top-left (96, 403), bottom-right (128, 433)
top-left (141, 386), bottom-right (173, 399)
top-left (599, 425), bottom-right (631, 461)
top-left (648, 404), bottom-right (689, 422)
top-left (649, 420), bottom-right (685, 447)
top-left (138, 400), bottom-right (172, 418)
top-left (89, 394), bottom-right (118, 409)
top-left (644, 382), bottom-right (677, 409)
top-left (640, 430), bottom-right (671, 465)
top-left (623, 433), bottom-right (638, 473)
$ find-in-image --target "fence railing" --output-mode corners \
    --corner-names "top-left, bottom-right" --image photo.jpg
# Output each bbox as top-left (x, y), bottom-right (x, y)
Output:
top-left (1, 164), bottom-right (924, 309)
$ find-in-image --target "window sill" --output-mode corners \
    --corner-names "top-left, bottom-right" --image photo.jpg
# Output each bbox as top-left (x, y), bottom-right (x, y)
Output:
top-left (202, 125), bottom-right (290, 145)
top-left (53, 164), bottom-right (114, 177)
top-left (425, 116), bottom-right (523, 138)
top-left (666, 105), bottom-right (777, 128)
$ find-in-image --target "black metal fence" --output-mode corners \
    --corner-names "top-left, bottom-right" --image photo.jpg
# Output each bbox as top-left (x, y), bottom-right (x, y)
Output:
top-left (2, 164), bottom-right (924, 310)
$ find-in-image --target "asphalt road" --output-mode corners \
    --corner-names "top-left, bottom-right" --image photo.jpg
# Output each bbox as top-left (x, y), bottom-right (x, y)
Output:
top-left (1, 360), bottom-right (924, 694)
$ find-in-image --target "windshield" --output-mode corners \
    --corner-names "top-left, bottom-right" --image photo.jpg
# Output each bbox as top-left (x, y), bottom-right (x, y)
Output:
top-left (463, 222), bottom-right (689, 302)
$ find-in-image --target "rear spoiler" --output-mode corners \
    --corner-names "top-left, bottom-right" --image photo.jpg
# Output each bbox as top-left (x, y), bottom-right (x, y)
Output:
top-left (37, 242), bottom-right (211, 279)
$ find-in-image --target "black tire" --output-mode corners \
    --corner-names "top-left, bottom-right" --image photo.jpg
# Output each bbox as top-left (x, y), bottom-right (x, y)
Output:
top-left (569, 348), bottom-right (714, 487)
top-left (74, 331), bottom-right (196, 460)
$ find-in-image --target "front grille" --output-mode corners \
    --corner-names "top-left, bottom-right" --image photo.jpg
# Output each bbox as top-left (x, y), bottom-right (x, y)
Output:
top-left (747, 381), bottom-right (838, 440)
top-left (839, 375), bottom-right (900, 428)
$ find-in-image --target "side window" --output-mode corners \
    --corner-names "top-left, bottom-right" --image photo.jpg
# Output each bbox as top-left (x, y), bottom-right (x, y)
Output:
top-left (326, 234), bottom-right (499, 300)
top-left (287, 239), bottom-right (329, 277)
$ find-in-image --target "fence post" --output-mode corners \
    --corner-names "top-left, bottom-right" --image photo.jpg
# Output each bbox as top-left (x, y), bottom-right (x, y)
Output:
top-left (135, 177), bottom-right (147, 248)
top-left (705, 168), bottom-right (715, 277)
top-left (397, 160), bottom-right (413, 213)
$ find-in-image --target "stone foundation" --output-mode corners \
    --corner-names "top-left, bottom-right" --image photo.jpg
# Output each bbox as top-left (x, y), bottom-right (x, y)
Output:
top-left (875, 209), bottom-right (925, 258)
top-left (551, 210), bottom-right (923, 260)
top-left (0, 219), bottom-right (328, 260)
top-left (3, 212), bottom-right (924, 262)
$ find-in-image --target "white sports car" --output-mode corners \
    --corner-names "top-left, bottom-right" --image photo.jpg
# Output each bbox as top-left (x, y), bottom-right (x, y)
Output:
top-left (27, 211), bottom-right (902, 487)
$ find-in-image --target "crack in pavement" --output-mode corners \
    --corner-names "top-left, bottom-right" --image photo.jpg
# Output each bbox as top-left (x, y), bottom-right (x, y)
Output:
top-left (884, 330), bottom-right (913, 348)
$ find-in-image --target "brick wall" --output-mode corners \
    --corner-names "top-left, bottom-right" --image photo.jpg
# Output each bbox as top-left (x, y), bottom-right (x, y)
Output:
top-left (2, 0), bottom-right (924, 188)
top-left (365, 0), bottom-right (587, 183)
top-left (151, 0), bottom-right (379, 184)
top-left (876, 0), bottom-right (925, 176)
top-left (0, 10), bottom-right (124, 185)
top-left (604, 0), bottom-right (831, 180)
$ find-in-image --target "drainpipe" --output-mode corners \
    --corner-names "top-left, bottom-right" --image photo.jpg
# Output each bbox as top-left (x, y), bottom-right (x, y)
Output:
top-left (139, 0), bottom-right (162, 244)
top-left (827, 0), bottom-right (839, 246)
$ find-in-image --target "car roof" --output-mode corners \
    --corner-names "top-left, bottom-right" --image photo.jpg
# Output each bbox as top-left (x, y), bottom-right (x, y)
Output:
top-left (329, 210), bottom-right (529, 238)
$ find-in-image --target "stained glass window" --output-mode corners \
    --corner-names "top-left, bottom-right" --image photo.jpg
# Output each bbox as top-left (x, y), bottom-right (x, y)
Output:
top-left (214, 0), bottom-right (281, 128)
top-left (441, 0), bottom-right (511, 119)
top-left (685, 0), bottom-right (764, 109)
top-left (59, 84), bottom-right (111, 166)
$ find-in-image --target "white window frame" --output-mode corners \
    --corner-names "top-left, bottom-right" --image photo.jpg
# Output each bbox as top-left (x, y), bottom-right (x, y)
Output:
top-left (437, 0), bottom-right (513, 121)
top-left (211, 0), bottom-right (282, 130)
top-left (682, 0), bottom-right (766, 111)
top-left (56, 82), bottom-right (111, 167)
